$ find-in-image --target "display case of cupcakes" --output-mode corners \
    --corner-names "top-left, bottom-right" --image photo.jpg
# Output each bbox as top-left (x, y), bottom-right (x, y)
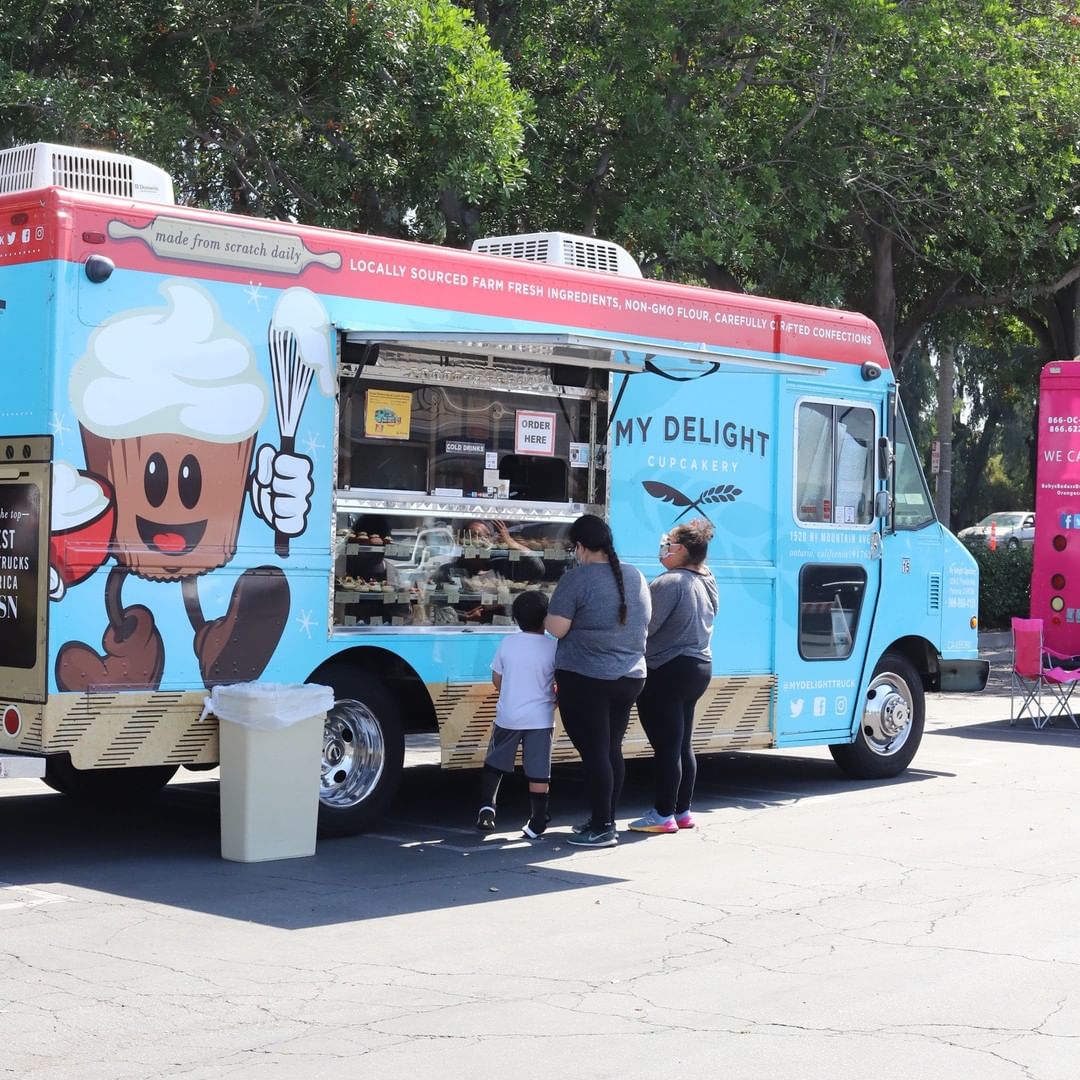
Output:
top-left (332, 500), bottom-right (584, 630)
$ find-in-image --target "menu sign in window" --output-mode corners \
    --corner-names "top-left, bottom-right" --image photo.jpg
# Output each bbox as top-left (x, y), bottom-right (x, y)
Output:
top-left (0, 482), bottom-right (40, 670)
top-left (515, 410), bottom-right (556, 456)
top-left (365, 389), bottom-right (413, 439)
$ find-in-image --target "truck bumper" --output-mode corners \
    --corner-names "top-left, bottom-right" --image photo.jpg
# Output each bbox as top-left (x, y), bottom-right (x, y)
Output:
top-left (0, 753), bottom-right (46, 778)
top-left (939, 658), bottom-right (990, 692)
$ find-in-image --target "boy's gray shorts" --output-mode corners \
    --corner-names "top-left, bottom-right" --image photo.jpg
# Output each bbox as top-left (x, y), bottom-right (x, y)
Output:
top-left (484, 724), bottom-right (554, 781)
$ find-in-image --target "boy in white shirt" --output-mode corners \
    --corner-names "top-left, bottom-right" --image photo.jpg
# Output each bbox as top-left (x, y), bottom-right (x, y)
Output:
top-left (476, 590), bottom-right (558, 838)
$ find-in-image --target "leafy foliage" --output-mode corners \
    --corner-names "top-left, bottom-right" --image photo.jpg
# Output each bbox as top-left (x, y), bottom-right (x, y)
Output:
top-left (486, 1), bottom-right (1080, 518)
top-left (964, 540), bottom-right (1032, 629)
top-left (495, 0), bottom-right (1080, 375)
top-left (6, 2), bottom-right (1080, 529)
top-left (903, 315), bottom-right (1039, 531)
top-left (0, 0), bottom-right (529, 242)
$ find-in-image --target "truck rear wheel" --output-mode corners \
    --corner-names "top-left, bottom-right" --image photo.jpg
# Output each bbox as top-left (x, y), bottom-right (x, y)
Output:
top-left (829, 651), bottom-right (924, 779)
top-left (317, 676), bottom-right (404, 836)
top-left (43, 755), bottom-right (179, 802)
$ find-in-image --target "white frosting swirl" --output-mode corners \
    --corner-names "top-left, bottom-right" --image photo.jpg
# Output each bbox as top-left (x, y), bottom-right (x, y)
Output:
top-left (271, 287), bottom-right (334, 397)
top-left (70, 281), bottom-right (269, 441)
top-left (51, 460), bottom-right (109, 532)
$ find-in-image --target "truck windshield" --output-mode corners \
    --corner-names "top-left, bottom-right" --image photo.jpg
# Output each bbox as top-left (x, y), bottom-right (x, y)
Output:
top-left (893, 405), bottom-right (936, 531)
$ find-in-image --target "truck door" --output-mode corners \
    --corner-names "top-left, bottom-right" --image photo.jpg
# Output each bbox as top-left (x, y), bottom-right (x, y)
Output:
top-left (776, 396), bottom-right (882, 741)
top-left (0, 435), bottom-right (51, 703)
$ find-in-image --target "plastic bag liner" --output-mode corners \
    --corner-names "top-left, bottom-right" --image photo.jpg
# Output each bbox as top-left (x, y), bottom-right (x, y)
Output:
top-left (199, 682), bottom-right (334, 731)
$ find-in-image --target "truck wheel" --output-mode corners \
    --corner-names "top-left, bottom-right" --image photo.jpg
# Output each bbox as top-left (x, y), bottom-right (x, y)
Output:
top-left (43, 754), bottom-right (179, 802)
top-left (829, 651), bottom-right (924, 779)
top-left (318, 678), bottom-right (404, 836)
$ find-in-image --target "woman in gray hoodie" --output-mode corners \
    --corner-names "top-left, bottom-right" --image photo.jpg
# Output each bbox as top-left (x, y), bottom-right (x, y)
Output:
top-left (629, 518), bottom-right (719, 834)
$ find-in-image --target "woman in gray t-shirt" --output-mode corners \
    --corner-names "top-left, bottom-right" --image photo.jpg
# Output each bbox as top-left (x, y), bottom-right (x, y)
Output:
top-left (545, 514), bottom-right (650, 848)
top-left (628, 518), bottom-right (718, 836)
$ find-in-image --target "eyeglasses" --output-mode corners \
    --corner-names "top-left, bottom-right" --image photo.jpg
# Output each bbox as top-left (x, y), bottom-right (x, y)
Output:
top-left (658, 538), bottom-right (682, 555)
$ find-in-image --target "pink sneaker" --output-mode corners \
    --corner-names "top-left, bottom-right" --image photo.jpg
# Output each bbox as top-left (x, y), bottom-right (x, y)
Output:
top-left (628, 809), bottom-right (678, 834)
top-left (674, 810), bottom-right (696, 830)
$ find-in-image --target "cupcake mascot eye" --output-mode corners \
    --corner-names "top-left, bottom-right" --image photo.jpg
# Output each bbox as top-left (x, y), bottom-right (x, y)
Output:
top-left (178, 454), bottom-right (202, 510)
top-left (144, 452), bottom-right (168, 508)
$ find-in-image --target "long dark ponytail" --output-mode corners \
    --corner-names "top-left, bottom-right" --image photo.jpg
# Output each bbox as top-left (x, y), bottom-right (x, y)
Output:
top-left (569, 513), bottom-right (628, 624)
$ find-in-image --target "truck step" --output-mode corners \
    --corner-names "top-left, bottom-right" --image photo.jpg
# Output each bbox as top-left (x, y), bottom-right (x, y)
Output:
top-left (0, 754), bottom-right (46, 779)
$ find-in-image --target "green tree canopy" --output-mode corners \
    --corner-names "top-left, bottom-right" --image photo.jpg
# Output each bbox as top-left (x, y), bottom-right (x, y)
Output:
top-left (491, 0), bottom-right (1080, 370)
top-left (0, 0), bottom-right (530, 242)
top-left (7, 0), bottom-right (1080, 381)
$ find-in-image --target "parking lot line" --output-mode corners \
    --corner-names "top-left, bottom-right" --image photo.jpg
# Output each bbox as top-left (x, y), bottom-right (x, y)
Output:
top-left (0, 882), bottom-right (70, 911)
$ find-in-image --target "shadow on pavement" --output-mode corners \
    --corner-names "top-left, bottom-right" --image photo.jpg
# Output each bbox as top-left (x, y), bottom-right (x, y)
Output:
top-left (934, 716), bottom-right (1080, 746)
top-left (0, 773), bottom-right (622, 931)
top-left (661, 749), bottom-right (950, 808)
top-left (0, 630), bottom-right (1021, 928)
top-left (0, 744), bottom-right (947, 930)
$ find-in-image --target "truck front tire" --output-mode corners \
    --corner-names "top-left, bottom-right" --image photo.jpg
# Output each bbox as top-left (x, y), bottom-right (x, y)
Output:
top-left (829, 651), bottom-right (924, 779)
top-left (317, 676), bottom-right (404, 836)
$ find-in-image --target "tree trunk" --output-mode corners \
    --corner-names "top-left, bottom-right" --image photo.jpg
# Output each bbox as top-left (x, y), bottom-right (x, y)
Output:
top-left (933, 343), bottom-right (955, 528)
top-left (869, 222), bottom-right (897, 366)
top-left (956, 402), bottom-right (1003, 526)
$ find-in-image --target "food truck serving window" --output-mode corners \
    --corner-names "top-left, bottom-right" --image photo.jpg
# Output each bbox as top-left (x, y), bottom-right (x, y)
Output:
top-left (340, 379), bottom-right (601, 503)
top-left (338, 341), bottom-right (609, 504)
top-left (332, 341), bottom-right (608, 632)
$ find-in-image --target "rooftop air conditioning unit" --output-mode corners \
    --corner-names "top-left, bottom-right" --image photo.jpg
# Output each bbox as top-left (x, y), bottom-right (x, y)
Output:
top-left (472, 231), bottom-right (642, 278)
top-left (0, 142), bottom-right (174, 204)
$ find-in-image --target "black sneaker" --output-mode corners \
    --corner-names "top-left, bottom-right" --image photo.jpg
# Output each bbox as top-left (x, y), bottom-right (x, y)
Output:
top-left (476, 806), bottom-right (496, 832)
top-left (570, 819), bottom-right (593, 835)
top-left (567, 826), bottom-right (617, 848)
top-left (522, 814), bottom-right (551, 839)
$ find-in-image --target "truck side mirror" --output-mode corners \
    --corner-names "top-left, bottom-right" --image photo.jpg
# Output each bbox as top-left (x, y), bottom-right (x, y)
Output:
top-left (874, 490), bottom-right (892, 519)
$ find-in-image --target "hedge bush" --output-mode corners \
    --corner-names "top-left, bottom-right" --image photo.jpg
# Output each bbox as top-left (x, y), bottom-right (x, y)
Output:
top-left (963, 541), bottom-right (1032, 629)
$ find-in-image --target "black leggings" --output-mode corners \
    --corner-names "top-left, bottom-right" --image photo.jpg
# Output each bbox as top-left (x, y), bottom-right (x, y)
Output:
top-left (636, 654), bottom-right (712, 817)
top-left (556, 669), bottom-right (645, 830)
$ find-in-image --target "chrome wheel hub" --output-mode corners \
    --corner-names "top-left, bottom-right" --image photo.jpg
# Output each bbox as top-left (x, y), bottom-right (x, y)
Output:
top-left (861, 672), bottom-right (914, 756)
top-left (320, 699), bottom-right (386, 808)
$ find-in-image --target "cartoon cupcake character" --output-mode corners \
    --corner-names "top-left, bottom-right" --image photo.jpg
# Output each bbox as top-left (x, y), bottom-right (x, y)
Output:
top-left (70, 281), bottom-right (268, 579)
top-left (54, 280), bottom-right (329, 690)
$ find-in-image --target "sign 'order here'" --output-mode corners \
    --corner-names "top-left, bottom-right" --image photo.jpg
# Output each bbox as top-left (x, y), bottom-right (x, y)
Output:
top-left (515, 410), bottom-right (556, 456)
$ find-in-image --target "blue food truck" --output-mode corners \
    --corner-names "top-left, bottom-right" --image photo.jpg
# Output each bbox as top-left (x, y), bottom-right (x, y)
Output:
top-left (0, 142), bottom-right (987, 829)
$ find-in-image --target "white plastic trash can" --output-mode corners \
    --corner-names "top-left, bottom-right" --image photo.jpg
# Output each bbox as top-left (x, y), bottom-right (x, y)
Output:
top-left (203, 682), bottom-right (333, 863)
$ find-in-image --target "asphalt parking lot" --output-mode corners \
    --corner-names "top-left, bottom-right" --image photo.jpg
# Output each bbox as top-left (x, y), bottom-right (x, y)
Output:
top-left (3, 633), bottom-right (1079, 1080)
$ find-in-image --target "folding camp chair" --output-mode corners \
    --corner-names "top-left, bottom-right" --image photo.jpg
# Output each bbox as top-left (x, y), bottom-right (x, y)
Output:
top-left (1042, 662), bottom-right (1080, 729)
top-left (1010, 617), bottom-right (1080, 728)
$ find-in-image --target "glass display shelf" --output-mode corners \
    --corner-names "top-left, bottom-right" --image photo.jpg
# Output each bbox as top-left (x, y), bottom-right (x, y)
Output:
top-left (332, 496), bottom-right (585, 630)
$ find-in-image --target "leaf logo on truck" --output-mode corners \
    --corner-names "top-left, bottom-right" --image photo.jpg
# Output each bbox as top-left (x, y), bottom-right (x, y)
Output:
top-left (642, 480), bottom-right (742, 524)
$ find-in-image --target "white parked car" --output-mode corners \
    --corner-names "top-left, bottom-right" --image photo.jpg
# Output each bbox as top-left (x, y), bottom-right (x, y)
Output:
top-left (957, 511), bottom-right (1035, 549)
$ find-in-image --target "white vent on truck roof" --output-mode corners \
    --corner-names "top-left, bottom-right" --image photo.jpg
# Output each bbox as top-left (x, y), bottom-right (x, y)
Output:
top-left (0, 142), bottom-right (174, 204)
top-left (472, 231), bottom-right (642, 278)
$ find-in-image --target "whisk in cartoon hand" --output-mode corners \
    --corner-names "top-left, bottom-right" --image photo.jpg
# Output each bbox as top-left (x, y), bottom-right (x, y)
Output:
top-left (266, 288), bottom-right (334, 556)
